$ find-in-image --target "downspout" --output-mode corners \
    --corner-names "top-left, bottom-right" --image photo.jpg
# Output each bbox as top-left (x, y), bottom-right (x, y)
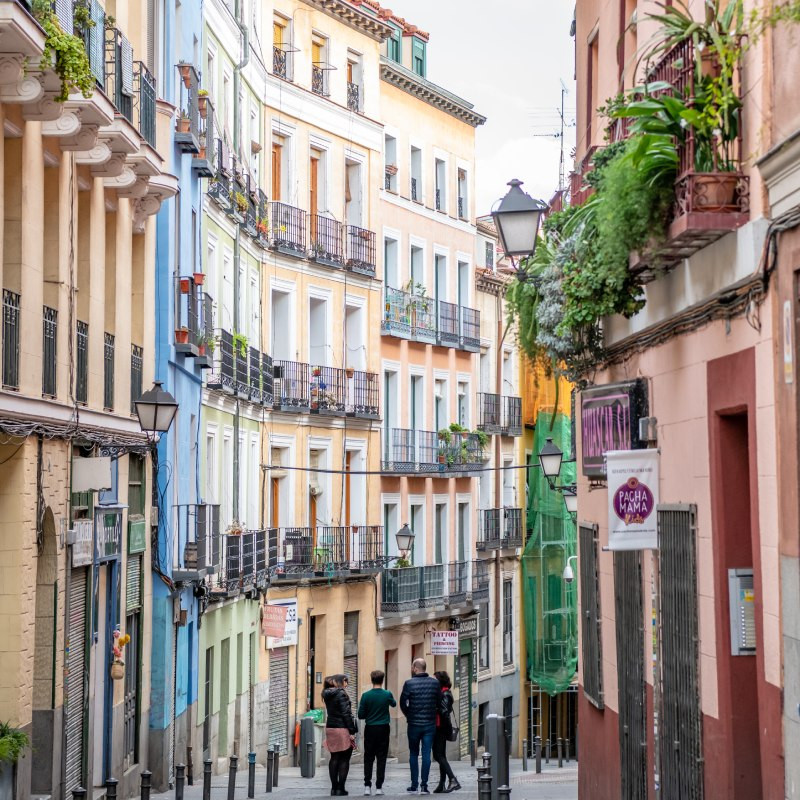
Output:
top-left (232, 0), bottom-right (249, 521)
top-left (494, 289), bottom-right (503, 628)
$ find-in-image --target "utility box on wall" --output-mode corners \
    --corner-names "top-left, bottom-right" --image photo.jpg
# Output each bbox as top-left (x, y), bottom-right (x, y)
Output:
top-left (728, 568), bottom-right (756, 655)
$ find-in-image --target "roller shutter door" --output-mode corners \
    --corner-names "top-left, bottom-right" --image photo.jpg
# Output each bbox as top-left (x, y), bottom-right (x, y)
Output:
top-left (459, 654), bottom-right (470, 759)
top-left (65, 568), bottom-right (88, 795)
top-left (268, 647), bottom-right (289, 754)
top-left (343, 654), bottom-right (358, 717)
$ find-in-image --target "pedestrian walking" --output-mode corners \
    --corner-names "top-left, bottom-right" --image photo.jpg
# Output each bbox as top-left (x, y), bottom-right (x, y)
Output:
top-left (431, 672), bottom-right (460, 793)
top-left (323, 675), bottom-right (358, 796)
top-left (358, 670), bottom-right (397, 796)
top-left (399, 658), bottom-right (443, 795)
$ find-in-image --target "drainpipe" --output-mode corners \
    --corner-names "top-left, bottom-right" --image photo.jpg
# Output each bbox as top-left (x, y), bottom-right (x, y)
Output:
top-left (232, 0), bottom-right (249, 521)
top-left (494, 289), bottom-right (503, 628)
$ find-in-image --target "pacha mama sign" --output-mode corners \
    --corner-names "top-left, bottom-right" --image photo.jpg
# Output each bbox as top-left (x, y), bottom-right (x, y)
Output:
top-left (580, 379), bottom-right (648, 478)
top-left (606, 449), bottom-right (660, 550)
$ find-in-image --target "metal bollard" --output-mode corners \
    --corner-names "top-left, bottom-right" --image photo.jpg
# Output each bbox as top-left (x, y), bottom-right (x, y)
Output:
top-left (105, 777), bottom-right (118, 800)
top-left (203, 759), bottom-right (212, 800)
top-left (227, 755), bottom-right (238, 800)
top-left (140, 770), bottom-right (152, 800)
top-left (272, 745), bottom-right (280, 788)
top-left (265, 748), bottom-right (274, 793)
top-left (557, 738), bottom-right (563, 768)
top-left (306, 741), bottom-right (314, 778)
top-left (72, 789), bottom-right (87, 800)
top-left (545, 738), bottom-right (551, 764)
top-left (175, 764), bottom-right (185, 800)
top-left (248, 752), bottom-right (256, 799)
top-left (522, 738), bottom-right (528, 771)
top-left (534, 736), bottom-right (541, 774)
top-left (498, 787), bottom-right (512, 800)
top-left (187, 746), bottom-right (194, 785)
top-left (470, 739), bottom-right (476, 767)
top-left (478, 771), bottom-right (493, 800)
top-left (482, 751), bottom-right (492, 770)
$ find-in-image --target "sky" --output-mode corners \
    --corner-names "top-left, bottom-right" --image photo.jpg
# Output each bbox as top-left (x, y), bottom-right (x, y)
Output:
top-left (389, 0), bottom-right (577, 214)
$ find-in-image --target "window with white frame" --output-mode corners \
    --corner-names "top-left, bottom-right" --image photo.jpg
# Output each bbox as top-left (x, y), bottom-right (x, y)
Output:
top-left (249, 271), bottom-right (259, 346)
top-left (384, 135), bottom-right (397, 192)
top-left (205, 428), bottom-right (217, 504)
top-left (410, 146), bottom-right (422, 202)
top-left (249, 436), bottom-right (259, 526)
top-left (434, 503), bottom-right (446, 564)
top-left (384, 236), bottom-right (398, 288)
top-left (434, 379), bottom-right (447, 431)
top-left (434, 158), bottom-right (446, 212)
top-left (457, 381), bottom-right (469, 428)
top-left (478, 601), bottom-right (490, 671)
top-left (238, 433), bottom-right (246, 525)
top-left (457, 168), bottom-right (468, 220)
top-left (503, 579), bottom-right (514, 665)
top-left (222, 430), bottom-right (233, 525)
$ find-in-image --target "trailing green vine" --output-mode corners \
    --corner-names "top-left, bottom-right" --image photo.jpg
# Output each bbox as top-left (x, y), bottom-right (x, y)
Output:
top-left (0, 722), bottom-right (29, 764)
top-left (32, 0), bottom-right (95, 102)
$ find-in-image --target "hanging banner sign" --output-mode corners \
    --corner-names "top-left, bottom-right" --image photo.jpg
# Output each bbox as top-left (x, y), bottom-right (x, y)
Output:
top-left (430, 630), bottom-right (459, 655)
top-left (262, 603), bottom-right (288, 639)
top-left (265, 599), bottom-right (298, 648)
top-left (607, 449), bottom-right (660, 550)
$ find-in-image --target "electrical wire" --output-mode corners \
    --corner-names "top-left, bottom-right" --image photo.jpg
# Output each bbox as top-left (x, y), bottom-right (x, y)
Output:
top-left (259, 461), bottom-right (540, 476)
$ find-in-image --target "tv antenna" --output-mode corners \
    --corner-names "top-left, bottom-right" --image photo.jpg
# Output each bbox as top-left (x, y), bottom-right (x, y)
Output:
top-left (532, 81), bottom-right (574, 192)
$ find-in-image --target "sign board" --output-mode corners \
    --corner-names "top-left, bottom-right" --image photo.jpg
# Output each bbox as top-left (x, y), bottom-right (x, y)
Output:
top-left (128, 519), bottom-right (147, 554)
top-left (71, 519), bottom-right (94, 567)
top-left (430, 630), bottom-right (459, 655)
top-left (266, 599), bottom-right (298, 648)
top-left (459, 616), bottom-right (478, 640)
top-left (262, 603), bottom-right (288, 639)
top-left (72, 456), bottom-right (112, 493)
top-left (580, 380), bottom-right (648, 478)
top-left (96, 511), bottom-right (122, 560)
top-left (606, 449), bottom-right (660, 550)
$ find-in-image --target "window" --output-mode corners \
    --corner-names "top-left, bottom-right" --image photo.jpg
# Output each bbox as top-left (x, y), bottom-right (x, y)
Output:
top-left (485, 240), bottom-right (494, 270)
top-left (387, 26), bottom-right (401, 62)
top-left (206, 430), bottom-right (217, 504)
top-left (128, 455), bottom-right (145, 519)
top-left (346, 52), bottom-right (362, 112)
top-left (238, 433), bottom-right (246, 525)
top-left (477, 702), bottom-right (488, 747)
top-left (271, 289), bottom-right (292, 360)
top-left (457, 382), bottom-right (468, 428)
top-left (384, 134), bottom-right (397, 192)
top-left (503, 696), bottom-right (513, 723)
top-left (410, 374), bottom-right (424, 430)
top-left (457, 169), bottom-right (468, 219)
top-left (410, 503), bottom-right (423, 564)
top-left (410, 245), bottom-right (424, 287)
top-left (412, 38), bottom-right (426, 77)
top-left (478, 602), bottom-right (490, 670)
top-left (249, 437), bottom-right (259, 527)
top-left (309, 296), bottom-right (328, 365)
top-left (345, 160), bottom-right (363, 226)
top-left (249, 271), bottom-right (259, 346)
top-left (434, 254), bottom-right (447, 301)
top-left (384, 237), bottom-right (398, 288)
top-left (383, 370), bottom-right (399, 457)
top-left (434, 503), bottom-right (445, 564)
top-left (273, 15), bottom-right (291, 80)
top-left (99, 458), bottom-right (119, 506)
top-left (222, 431), bottom-right (233, 525)
top-left (503, 579), bottom-right (513, 665)
top-left (206, 45), bottom-right (216, 102)
top-left (410, 146), bottom-right (422, 202)
top-left (434, 158), bottom-right (446, 212)
top-left (434, 379), bottom-right (446, 431)
top-left (457, 502), bottom-right (468, 561)
top-left (580, 522), bottom-right (604, 708)
top-left (311, 34), bottom-right (328, 96)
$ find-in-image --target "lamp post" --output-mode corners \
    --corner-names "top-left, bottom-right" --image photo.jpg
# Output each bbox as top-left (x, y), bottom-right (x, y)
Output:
top-left (491, 179), bottom-right (549, 277)
top-left (134, 380), bottom-right (179, 440)
top-left (395, 523), bottom-right (415, 560)
top-left (538, 437), bottom-right (564, 481)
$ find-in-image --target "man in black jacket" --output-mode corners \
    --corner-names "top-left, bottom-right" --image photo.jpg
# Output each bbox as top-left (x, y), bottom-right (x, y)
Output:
top-left (399, 658), bottom-right (445, 794)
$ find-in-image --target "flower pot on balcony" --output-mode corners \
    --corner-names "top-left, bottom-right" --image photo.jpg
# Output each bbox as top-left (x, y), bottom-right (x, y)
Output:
top-left (178, 63), bottom-right (192, 89)
top-left (110, 662), bottom-right (124, 681)
top-left (312, 367), bottom-right (321, 377)
top-left (193, 272), bottom-right (205, 286)
top-left (694, 173), bottom-right (739, 212)
top-left (198, 95), bottom-right (208, 119)
top-left (177, 116), bottom-right (191, 133)
top-left (198, 343), bottom-right (206, 356)
top-left (197, 145), bottom-right (206, 160)
top-left (345, 367), bottom-right (354, 378)
top-left (175, 328), bottom-right (189, 344)
top-left (179, 277), bottom-right (191, 293)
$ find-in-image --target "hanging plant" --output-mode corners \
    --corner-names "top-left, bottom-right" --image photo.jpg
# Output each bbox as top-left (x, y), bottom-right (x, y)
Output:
top-left (0, 723), bottom-right (29, 765)
top-left (232, 332), bottom-right (248, 358)
top-left (32, 0), bottom-right (95, 103)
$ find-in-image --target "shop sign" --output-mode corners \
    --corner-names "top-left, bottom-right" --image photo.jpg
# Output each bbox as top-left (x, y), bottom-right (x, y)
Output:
top-left (607, 449), bottom-right (660, 550)
top-left (128, 519), bottom-right (147, 554)
top-left (430, 630), bottom-right (459, 655)
top-left (266, 599), bottom-right (298, 648)
top-left (96, 511), bottom-right (122, 560)
top-left (262, 603), bottom-right (288, 639)
top-left (71, 519), bottom-right (94, 567)
top-left (459, 616), bottom-right (478, 640)
top-left (580, 380), bottom-right (649, 478)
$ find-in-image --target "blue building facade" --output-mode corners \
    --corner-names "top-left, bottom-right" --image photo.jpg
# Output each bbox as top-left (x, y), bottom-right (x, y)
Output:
top-left (149, 0), bottom-right (209, 788)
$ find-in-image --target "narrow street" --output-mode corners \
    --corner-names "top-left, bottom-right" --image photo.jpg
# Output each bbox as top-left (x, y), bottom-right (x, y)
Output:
top-left (152, 760), bottom-right (578, 800)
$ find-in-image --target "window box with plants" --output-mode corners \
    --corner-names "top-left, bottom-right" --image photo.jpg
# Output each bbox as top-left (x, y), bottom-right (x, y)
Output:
top-left (0, 722), bottom-right (29, 798)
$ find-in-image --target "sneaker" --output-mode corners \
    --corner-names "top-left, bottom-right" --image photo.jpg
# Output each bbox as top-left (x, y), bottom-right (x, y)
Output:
top-left (406, 787), bottom-right (419, 794)
top-left (420, 787), bottom-right (431, 795)
top-left (375, 790), bottom-right (384, 796)
top-left (364, 789), bottom-right (371, 796)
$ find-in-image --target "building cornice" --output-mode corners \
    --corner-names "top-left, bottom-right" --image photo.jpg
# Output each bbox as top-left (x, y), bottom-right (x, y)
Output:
top-left (301, 0), bottom-right (394, 42)
top-left (379, 58), bottom-right (486, 127)
top-left (475, 268), bottom-right (509, 297)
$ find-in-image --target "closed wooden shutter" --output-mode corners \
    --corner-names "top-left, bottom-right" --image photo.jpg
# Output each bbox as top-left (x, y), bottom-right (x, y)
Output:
top-left (54, 0), bottom-right (73, 31)
top-left (271, 144), bottom-right (282, 201)
top-left (579, 523), bottom-right (603, 709)
top-left (268, 647), bottom-right (289, 754)
top-left (65, 568), bottom-right (88, 794)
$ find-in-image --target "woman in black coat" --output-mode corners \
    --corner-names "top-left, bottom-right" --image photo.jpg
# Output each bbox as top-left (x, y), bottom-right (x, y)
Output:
top-left (322, 675), bottom-right (358, 796)
top-left (432, 671), bottom-right (460, 793)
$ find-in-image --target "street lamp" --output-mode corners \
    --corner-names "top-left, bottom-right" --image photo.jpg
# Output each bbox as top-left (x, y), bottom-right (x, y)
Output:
top-left (134, 380), bottom-right (178, 439)
top-left (491, 179), bottom-right (548, 263)
top-left (538, 437), bottom-right (564, 480)
top-left (395, 523), bottom-right (415, 558)
top-left (562, 486), bottom-right (578, 515)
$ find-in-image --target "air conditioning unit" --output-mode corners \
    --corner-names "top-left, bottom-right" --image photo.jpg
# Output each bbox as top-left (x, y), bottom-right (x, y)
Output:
top-left (309, 482), bottom-right (324, 497)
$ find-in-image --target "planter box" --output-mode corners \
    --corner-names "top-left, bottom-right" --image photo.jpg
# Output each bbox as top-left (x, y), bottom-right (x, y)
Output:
top-left (0, 760), bottom-right (15, 800)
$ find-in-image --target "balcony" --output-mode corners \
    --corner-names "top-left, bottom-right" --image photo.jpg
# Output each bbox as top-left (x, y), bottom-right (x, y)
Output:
top-left (103, 332), bottom-right (114, 410)
top-left (271, 201), bottom-right (307, 256)
top-left (207, 330), bottom-right (272, 405)
top-left (382, 428), bottom-right (484, 475)
top-left (347, 81), bottom-right (360, 113)
top-left (191, 93), bottom-right (216, 176)
top-left (130, 344), bottom-right (143, 414)
top-left (273, 45), bottom-right (290, 80)
top-left (380, 562), bottom-right (476, 620)
top-left (208, 138), bottom-right (232, 209)
top-left (211, 528), bottom-right (268, 596)
top-left (175, 63), bottom-right (201, 153)
top-left (174, 277), bottom-right (213, 363)
top-left (472, 559), bottom-right (489, 603)
top-left (273, 525), bottom-right (385, 579)
top-left (382, 287), bottom-right (480, 351)
top-left (274, 361), bottom-right (379, 419)
top-left (477, 507), bottom-right (524, 551)
top-left (2, 289), bottom-right (19, 390)
top-left (458, 196), bottom-right (465, 220)
top-left (411, 177), bottom-right (419, 202)
top-left (310, 215), bottom-right (344, 268)
top-left (477, 393), bottom-right (522, 436)
top-left (435, 188), bottom-right (441, 211)
top-left (173, 503), bottom-right (220, 582)
top-left (502, 396), bottom-right (522, 436)
top-left (345, 225), bottom-right (376, 276)
top-left (311, 64), bottom-right (327, 96)
top-left (42, 305), bottom-right (57, 398)
top-left (448, 560), bottom-right (469, 606)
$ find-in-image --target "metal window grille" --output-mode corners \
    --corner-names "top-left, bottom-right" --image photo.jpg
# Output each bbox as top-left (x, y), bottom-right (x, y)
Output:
top-left (130, 344), bottom-right (143, 413)
top-left (472, 559), bottom-right (489, 602)
top-left (503, 508), bottom-right (523, 546)
top-left (614, 550), bottom-right (647, 800)
top-left (311, 64), bottom-right (326, 95)
top-left (658, 505), bottom-right (703, 800)
top-left (485, 241), bottom-right (494, 269)
top-left (273, 46), bottom-right (288, 78)
top-left (347, 370), bottom-right (379, 418)
top-left (438, 300), bottom-right (459, 346)
top-left (479, 509), bottom-right (501, 549)
top-left (460, 306), bottom-right (481, 350)
top-left (310, 215), bottom-right (343, 265)
top-left (477, 392), bottom-right (501, 433)
top-left (579, 523), bottom-right (604, 709)
top-left (270, 202), bottom-right (306, 254)
top-left (76, 321), bottom-right (88, 404)
top-left (347, 81), bottom-right (360, 112)
top-left (104, 332), bottom-right (115, 410)
top-left (310, 365), bottom-right (346, 415)
top-left (345, 226), bottom-right (376, 275)
top-left (135, 61), bottom-right (157, 146)
top-left (274, 360), bottom-right (310, 411)
top-left (503, 396), bottom-right (522, 435)
top-left (2, 289), bottom-right (20, 389)
top-left (42, 305), bottom-right (57, 397)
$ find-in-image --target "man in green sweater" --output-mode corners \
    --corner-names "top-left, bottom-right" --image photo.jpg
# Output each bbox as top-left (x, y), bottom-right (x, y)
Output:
top-left (358, 670), bottom-right (397, 796)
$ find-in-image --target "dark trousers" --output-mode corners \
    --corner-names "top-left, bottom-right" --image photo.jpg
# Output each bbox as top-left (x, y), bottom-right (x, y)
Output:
top-left (328, 748), bottom-right (353, 792)
top-left (432, 729), bottom-right (456, 785)
top-left (363, 724), bottom-right (391, 788)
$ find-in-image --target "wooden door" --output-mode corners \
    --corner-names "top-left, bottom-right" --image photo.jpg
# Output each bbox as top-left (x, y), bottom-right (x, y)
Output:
top-left (270, 478), bottom-right (279, 528)
top-left (347, 61), bottom-right (354, 83)
top-left (271, 142), bottom-right (282, 201)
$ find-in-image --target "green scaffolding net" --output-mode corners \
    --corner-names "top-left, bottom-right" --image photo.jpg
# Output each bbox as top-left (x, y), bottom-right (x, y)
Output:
top-left (523, 410), bottom-right (578, 695)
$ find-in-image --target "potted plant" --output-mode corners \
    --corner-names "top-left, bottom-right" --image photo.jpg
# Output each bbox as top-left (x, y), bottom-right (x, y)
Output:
top-left (179, 276), bottom-right (191, 293)
top-left (0, 721), bottom-right (29, 795)
top-left (437, 428), bottom-right (451, 464)
top-left (232, 332), bottom-right (248, 359)
top-left (175, 327), bottom-right (189, 344)
top-left (193, 272), bottom-right (204, 286)
top-left (257, 217), bottom-right (269, 237)
top-left (312, 366), bottom-right (322, 377)
top-left (345, 367), bottom-right (354, 378)
top-left (177, 112), bottom-right (191, 133)
top-left (226, 521), bottom-right (242, 536)
top-left (385, 164), bottom-right (398, 176)
top-left (178, 62), bottom-right (192, 89)
top-left (198, 88), bottom-right (209, 119)
top-left (233, 191), bottom-right (248, 214)
top-left (394, 556), bottom-right (411, 568)
top-left (110, 629), bottom-right (130, 680)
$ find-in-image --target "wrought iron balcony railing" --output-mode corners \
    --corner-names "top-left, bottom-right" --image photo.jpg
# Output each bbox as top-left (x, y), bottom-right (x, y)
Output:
top-left (458, 196), bottom-right (465, 219)
top-left (447, 560), bottom-right (469, 606)
top-left (76, 320), bottom-right (88, 404)
top-left (80, 0), bottom-right (106, 88)
top-left (472, 559), bottom-right (489, 602)
top-left (411, 177), bottom-right (418, 202)
top-left (310, 365), bottom-right (346, 416)
top-left (382, 428), bottom-right (484, 475)
top-left (273, 45), bottom-right (290, 79)
top-left (435, 188), bottom-right (441, 211)
top-left (348, 369), bottom-right (380, 419)
top-left (381, 286), bottom-right (480, 351)
top-left (211, 529), bottom-right (268, 595)
top-left (130, 344), bottom-right (143, 414)
top-left (175, 62), bottom-right (201, 153)
top-left (477, 507), bottom-right (524, 551)
top-left (273, 525), bottom-right (385, 576)
top-left (311, 64), bottom-right (326, 96)
top-left (381, 563), bottom-right (478, 615)
top-left (273, 359), bottom-right (310, 412)
top-left (174, 503), bottom-right (221, 578)
top-left (347, 81), bottom-right (360, 112)
top-left (175, 277), bottom-right (214, 361)
top-left (42, 305), bottom-right (57, 398)
top-left (310, 215), bottom-right (344, 267)
top-left (477, 393), bottom-right (502, 433)
top-left (502, 395), bottom-right (522, 436)
top-left (206, 330), bottom-right (270, 404)
top-left (208, 138), bottom-right (232, 209)
top-left (103, 332), bottom-right (115, 411)
top-left (271, 201), bottom-right (307, 255)
top-left (2, 290), bottom-right (19, 390)
top-left (345, 226), bottom-right (376, 276)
